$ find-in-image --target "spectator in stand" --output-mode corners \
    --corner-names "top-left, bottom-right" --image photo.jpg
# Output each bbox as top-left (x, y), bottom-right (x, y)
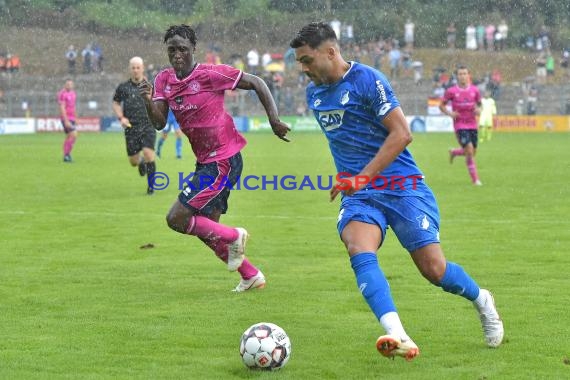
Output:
top-left (494, 29), bottom-right (503, 51)
top-left (5, 54), bottom-right (21, 73)
top-left (330, 18), bottom-right (341, 39)
top-left (93, 43), bottom-right (104, 73)
top-left (527, 86), bottom-right (538, 115)
top-left (404, 19), bottom-right (415, 50)
top-left (65, 45), bottom-right (77, 75)
top-left (0, 53), bottom-right (6, 73)
top-left (536, 52), bottom-right (547, 84)
top-left (82, 44), bottom-right (92, 74)
top-left (246, 48), bottom-right (259, 75)
top-left (466, 24), bottom-right (477, 50)
top-left (271, 71), bottom-right (284, 110)
top-left (401, 48), bottom-right (412, 78)
top-left (485, 24), bottom-right (496, 51)
top-left (284, 47), bottom-right (296, 72)
top-left (261, 51), bottom-right (272, 70)
top-left (389, 44), bottom-right (401, 79)
top-left (538, 26), bottom-right (550, 54)
top-left (446, 22), bottom-right (457, 49)
top-left (497, 20), bottom-right (509, 50)
top-left (228, 54), bottom-right (245, 71)
top-left (489, 69), bottom-right (502, 99)
top-left (546, 54), bottom-right (555, 81)
top-left (412, 60), bottom-right (423, 85)
top-left (515, 99), bottom-right (525, 115)
top-left (561, 49), bottom-right (570, 80)
top-left (476, 24), bottom-right (485, 51)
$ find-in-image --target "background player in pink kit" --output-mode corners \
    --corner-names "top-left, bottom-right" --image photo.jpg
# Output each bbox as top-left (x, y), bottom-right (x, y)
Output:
top-left (58, 79), bottom-right (77, 162)
top-left (139, 24), bottom-right (290, 292)
top-left (439, 66), bottom-right (483, 185)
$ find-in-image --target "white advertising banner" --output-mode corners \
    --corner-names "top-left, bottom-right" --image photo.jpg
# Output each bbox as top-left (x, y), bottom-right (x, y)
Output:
top-left (0, 118), bottom-right (35, 134)
top-left (425, 116), bottom-right (454, 132)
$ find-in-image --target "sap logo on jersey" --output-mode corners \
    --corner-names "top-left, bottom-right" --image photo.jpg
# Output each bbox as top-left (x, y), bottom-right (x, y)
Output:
top-left (317, 110), bottom-right (344, 131)
top-left (375, 80), bottom-right (387, 102)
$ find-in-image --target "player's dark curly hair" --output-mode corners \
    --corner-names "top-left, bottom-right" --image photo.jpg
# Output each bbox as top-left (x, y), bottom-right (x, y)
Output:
top-left (290, 22), bottom-right (337, 49)
top-left (164, 24), bottom-right (197, 45)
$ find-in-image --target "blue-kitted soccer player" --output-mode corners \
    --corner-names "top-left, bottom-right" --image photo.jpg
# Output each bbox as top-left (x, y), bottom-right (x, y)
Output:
top-left (290, 22), bottom-right (503, 361)
top-left (156, 108), bottom-right (184, 159)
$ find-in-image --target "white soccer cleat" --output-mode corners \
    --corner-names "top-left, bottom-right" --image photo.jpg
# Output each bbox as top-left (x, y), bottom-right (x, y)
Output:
top-left (376, 335), bottom-right (420, 361)
top-left (474, 289), bottom-right (504, 348)
top-left (474, 180), bottom-right (483, 186)
top-left (233, 271), bottom-right (266, 293)
top-left (227, 227), bottom-right (248, 272)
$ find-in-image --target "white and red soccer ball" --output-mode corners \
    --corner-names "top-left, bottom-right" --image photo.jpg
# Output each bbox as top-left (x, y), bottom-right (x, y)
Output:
top-left (239, 322), bottom-right (291, 370)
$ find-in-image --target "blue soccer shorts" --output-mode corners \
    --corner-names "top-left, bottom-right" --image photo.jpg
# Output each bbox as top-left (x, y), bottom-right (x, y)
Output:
top-left (336, 181), bottom-right (441, 252)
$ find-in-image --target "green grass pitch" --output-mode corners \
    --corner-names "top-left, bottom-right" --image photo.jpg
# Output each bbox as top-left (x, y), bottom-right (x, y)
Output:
top-left (1, 131), bottom-right (569, 379)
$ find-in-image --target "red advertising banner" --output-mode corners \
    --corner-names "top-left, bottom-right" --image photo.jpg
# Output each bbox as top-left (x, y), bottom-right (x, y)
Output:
top-left (36, 117), bottom-right (101, 132)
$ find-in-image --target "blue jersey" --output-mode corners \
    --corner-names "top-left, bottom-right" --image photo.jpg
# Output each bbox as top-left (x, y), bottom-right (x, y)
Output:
top-left (307, 62), bottom-right (423, 196)
top-left (167, 109), bottom-right (179, 127)
top-left (163, 109), bottom-right (180, 133)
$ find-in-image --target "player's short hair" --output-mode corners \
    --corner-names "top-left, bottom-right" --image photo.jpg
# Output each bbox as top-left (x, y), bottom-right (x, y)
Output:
top-left (164, 24), bottom-right (197, 46)
top-left (456, 64), bottom-right (469, 72)
top-left (290, 22), bottom-right (337, 49)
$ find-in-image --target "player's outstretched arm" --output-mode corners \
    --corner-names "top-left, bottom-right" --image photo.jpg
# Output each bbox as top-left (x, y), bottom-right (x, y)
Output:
top-left (138, 78), bottom-right (168, 130)
top-left (330, 107), bottom-right (412, 201)
top-left (236, 73), bottom-right (291, 142)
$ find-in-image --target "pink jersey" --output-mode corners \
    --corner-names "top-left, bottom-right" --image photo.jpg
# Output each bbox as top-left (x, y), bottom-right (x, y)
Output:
top-left (441, 84), bottom-right (481, 130)
top-left (153, 64), bottom-right (246, 164)
top-left (57, 89), bottom-right (76, 121)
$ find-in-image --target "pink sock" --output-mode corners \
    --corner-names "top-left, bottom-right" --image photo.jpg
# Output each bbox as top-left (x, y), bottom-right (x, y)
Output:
top-left (186, 215), bottom-right (239, 242)
top-left (466, 156), bottom-right (480, 183)
top-left (200, 237), bottom-right (229, 262)
top-left (63, 135), bottom-right (76, 155)
top-left (238, 259), bottom-right (259, 280)
top-left (200, 237), bottom-right (258, 279)
top-left (451, 148), bottom-right (464, 157)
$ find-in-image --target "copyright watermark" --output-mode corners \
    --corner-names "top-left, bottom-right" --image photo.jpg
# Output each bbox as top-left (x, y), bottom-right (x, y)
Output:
top-left (147, 172), bottom-right (423, 192)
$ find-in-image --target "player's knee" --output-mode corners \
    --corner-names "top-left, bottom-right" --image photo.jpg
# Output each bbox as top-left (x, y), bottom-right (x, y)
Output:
top-left (165, 213), bottom-right (185, 233)
top-left (420, 262), bottom-right (446, 284)
top-left (345, 242), bottom-right (371, 256)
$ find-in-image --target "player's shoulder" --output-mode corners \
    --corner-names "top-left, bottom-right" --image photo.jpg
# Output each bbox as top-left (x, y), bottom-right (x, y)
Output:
top-left (116, 80), bottom-right (131, 89)
top-left (197, 63), bottom-right (239, 74)
top-left (154, 67), bottom-right (174, 80)
top-left (352, 62), bottom-right (392, 90)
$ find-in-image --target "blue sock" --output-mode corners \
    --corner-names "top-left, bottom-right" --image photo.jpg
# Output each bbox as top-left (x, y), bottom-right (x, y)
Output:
top-left (175, 137), bottom-right (182, 157)
top-left (350, 252), bottom-right (397, 321)
top-left (439, 262), bottom-right (480, 301)
top-left (156, 137), bottom-right (165, 155)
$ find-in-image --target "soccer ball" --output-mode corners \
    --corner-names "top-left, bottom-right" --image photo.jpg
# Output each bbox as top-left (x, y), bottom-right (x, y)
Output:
top-left (239, 322), bottom-right (291, 370)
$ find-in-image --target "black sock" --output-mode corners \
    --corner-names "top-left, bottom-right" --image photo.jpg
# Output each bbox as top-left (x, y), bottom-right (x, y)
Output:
top-left (146, 161), bottom-right (156, 181)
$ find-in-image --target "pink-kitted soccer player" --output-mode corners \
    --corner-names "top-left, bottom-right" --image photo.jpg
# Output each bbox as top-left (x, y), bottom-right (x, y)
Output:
top-left (439, 66), bottom-right (483, 186)
top-left (138, 24), bottom-right (290, 292)
top-left (58, 79), bottom-right (77, 162)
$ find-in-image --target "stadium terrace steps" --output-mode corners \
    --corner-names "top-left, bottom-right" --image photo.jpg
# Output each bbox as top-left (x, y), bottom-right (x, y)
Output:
top-left (1, 73), bottom-right (568, 118)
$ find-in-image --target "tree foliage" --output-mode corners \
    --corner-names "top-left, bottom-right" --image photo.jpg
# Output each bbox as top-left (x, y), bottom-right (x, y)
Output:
top-left (1, 0), bottom-right (569, 48)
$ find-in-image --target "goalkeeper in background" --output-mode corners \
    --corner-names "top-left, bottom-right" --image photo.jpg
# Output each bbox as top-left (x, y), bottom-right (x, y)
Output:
top-left (478, 90), bottom-right (497, 143)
